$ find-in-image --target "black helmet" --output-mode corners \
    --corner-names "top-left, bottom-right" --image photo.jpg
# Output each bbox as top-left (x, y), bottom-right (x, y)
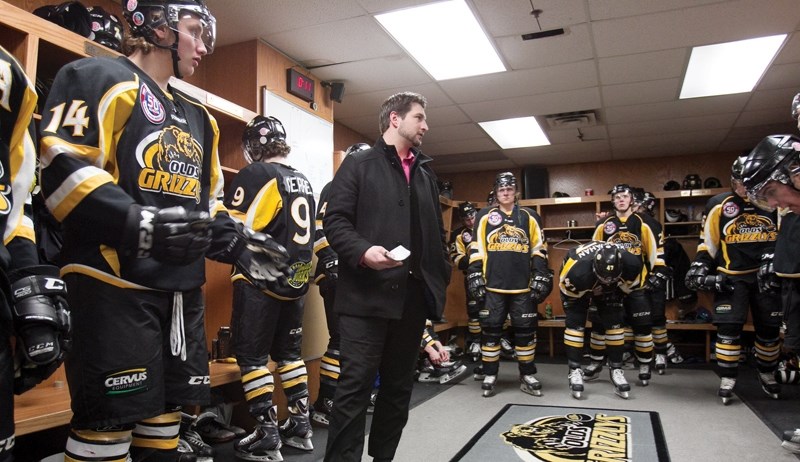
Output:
top-left (741, 134), bottom-right (800, 210)
top-left (683, 174), bottom-right (702, 190)
top-left (552, 191), bottom-right (569, 198)
top-left (608, 184), bottom-right (632, 197)
top-left (663, 180), bottom-right (680, 191)
top-left (486, 190), bottom-right (496, 206)
top-left (664, 208), bottom-right (687, 223)
top-left (631, 186), bottom-right (645, 204)
top-left (494, 172), bottom-right (517, 190)
top-left (34, 2), bottom-right (93, 38)
top-left (641, 191), bottom-right (656, 214)
top-left (731, 155), bottom-right (747, 182)
top-left (344, 143), bottom-right (370, 156)
top-left (88, 6), bottom-right (123, 52)
top-left (792, 93), bottom-right (800, 120)
top-left (121, 0), bottom-right (216, 53)
top-left (457, 201), bottom-right (477, 219)
top-left (242, 115), bottom-right (286, 163)
top-left (703, 177), bottom-right (722, 189)
top-left (593, 244), bottom-right (623, 284)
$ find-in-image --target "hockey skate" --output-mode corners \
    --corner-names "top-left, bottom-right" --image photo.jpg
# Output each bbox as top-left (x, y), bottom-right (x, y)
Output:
top-left (655, 353), bottom-right (667, 375)
top-left (610, 368), bottom-right (630, 399)
top-left (758, 371), bottom-right (781, 400)
top-left (520, 374), bottom-right (543, 397)
top-left (279, 398), bottom-right (313, 451)
top-left (638, 363), bottom-right (651, 386)
top-left (718, 377), bottom-right (736, 405)
top-left (782, 428), bottom-right (800, 454)
top-left (176, 439), bottom-right (199, 462)
top-left (418, 359), bottom-right (467, 384)
top-left (473, 364), bottom-right (485, 381)
top-left (467, 342), bottom-right (481, 362)
top-left (583, 361), bottom-right (603, 381)
top-left (311, 397), bottom-right (333, 427)
top-left (568, 368), bottom-right (584, 399)
top-left (235, 406), bottom-right (283, 462)
top-left (194, 410), bottom-right (239, 444)
top-left (481, 375), bottom-right (497, 397)
top-left (180, 412), bottom-right (215, 462)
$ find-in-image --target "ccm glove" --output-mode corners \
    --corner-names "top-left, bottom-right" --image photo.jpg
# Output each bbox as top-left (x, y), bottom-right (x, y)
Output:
top-left (702, 273), bottom-right (734, 292)
top-left (529, 269), bottom-right (554, 305)
top-left (466, 271), bottom-right (486, 303)
top-left (685, 261), bottom-right (710, 291)
top-left (317, 255), bottom-right (338, 295)
top-left (10, 265), bottom-right (71, 394)
top-left (646, 266), bottom-right (671, 291)
top-left (758, 253), bottom-right (781, 294)
top-left (123, 205), bottom-right (212, 265)
top-left (228, 223), bottom-right (290, 289)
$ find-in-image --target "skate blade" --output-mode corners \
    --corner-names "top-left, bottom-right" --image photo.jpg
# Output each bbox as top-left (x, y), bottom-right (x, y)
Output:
top-left (282, 436), bottom-right (313, 451)
top-left (482, 389), bottom-right (495, 398)
top-left (615, 390), bottom-right (629, 399)
top-left (236, 449), bottom-right (284, 461)
top-left (417, 374), bottom-right (440, 383)
top-left (311, 413), bottom-right (329, 428)
top-left (520, 385), bottom-right (542, 397)
top-left (639, 379), bottom-right (649, 386)
top-left (657, 369), bottom-right (665, 375)
top-left (720, 396), bottom-right (733, 405)
top-left (761, 386), bottom-right (780, 400)
top-left (439, 365), bottom-right (468, 384)
top-left (571, 391), bottom-right (582, 399)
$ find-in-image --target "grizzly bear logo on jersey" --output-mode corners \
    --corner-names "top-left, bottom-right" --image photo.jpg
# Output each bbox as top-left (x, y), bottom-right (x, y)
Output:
top-left (486, 224), bottom-right (529, 253)
top-left (136, 125), bottom-right (203, 203)
top-left (723, 213), bottom-right (777, 244)
top-left (608, 232), bottom-right (642, 256)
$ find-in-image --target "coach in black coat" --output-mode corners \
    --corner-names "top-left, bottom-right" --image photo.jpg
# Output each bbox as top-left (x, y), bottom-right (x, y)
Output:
top-left (322, 92), bottom-right (450, 462)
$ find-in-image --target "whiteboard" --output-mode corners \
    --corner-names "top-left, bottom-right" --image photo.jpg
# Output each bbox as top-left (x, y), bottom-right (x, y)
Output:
top-left (263, 90), bottom-right (334, 202)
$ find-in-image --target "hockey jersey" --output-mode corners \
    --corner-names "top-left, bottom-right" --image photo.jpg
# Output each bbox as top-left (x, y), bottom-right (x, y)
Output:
top-left (592, 212), bottom-right (665, 283)
top-left (694, 192), bottom-right (777, 274)
top-left (468, 205), bottom-right (547, 293)
top-left (559, 241), bottom-right (643, 299)
top-left (39, 56), bottom-right (236, 291)
top-left (225, 161), bottom-right (315, 299)
top-left (448, 224), bottom-right (473, 273)
top-left (312, 180), bottom-right (337, 285)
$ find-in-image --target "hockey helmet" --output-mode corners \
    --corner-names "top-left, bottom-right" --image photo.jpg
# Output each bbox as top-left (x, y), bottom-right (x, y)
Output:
top-left (741, 134), bottom-right (800, 210)
top-left (88, 6), bottom-right (123, 52)
top-left (638, 191), bottom-right (656, 215)
top-left (664, 208), bottom-right (687, 223)
top-left (494, 172), bottom-right (517, 191)
top-left (486, 190), bottom-right (497, 206)
top-left (682, 174), bottom-right (702, 190)
top-left (703, 177), bottom-right (722, 189)
top-left (438, 180), bottom-right (453, 199)
top-left (34, 2), bottom-right (93, 38)
top-left (242, 115), bottom-right (286, 164)
top-left (792, 93), bottom-right (800, 120)
top-left (631, 187), bottom-right (645, 204)
top-left (344, 142), bottom-right (370, 156)
top-left (593, 244), bottom-right (623, 284)
top-left (552, 191), bottom-right (570, 198)
top-left (663, 180), bottom-right (680, 191)
top-left (608, 183), bottom-right (632, 197)
top-left (121, 0), bottom-right (216, 54)
top-left (457, 201), bottom-right (477, 219)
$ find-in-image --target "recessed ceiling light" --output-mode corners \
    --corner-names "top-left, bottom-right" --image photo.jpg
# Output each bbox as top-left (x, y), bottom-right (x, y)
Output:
top-left (375, 0), bottom-right (506, 81)
top-left (680, 34), bottom-right (786, 99)
top-left (479, 117), bottom-right (550, 149)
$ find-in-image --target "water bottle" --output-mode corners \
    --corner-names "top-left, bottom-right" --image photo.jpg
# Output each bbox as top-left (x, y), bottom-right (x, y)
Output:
top-left (217, 326), bottom-right (232, 359)
top-left (545, 302), bottom-right (553, 320)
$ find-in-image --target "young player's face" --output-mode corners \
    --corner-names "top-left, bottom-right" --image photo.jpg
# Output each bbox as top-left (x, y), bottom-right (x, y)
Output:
top-left (463, 212), bottom-right (476, 229)
top-left (756, 181), bottom-right (800, 213)
top-left (396, 103), bottom-right (428, 147)
top-left (175, 13), bottom-right (209, 78)
top-left (613, 192), bottom-right (631, 213)
top-left (496, 186), bottom-right (516, 205)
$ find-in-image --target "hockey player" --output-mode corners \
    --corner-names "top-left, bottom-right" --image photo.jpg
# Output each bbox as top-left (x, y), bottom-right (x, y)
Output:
top-left (590, 184), bottom-right (668, 386)
top-left (467, 172), bottom-right (551, 398)
top-left (0, 44), bottom-right (71, 462)
top-left (225, 115), bottom-right (317, 460)
top-left (38, 2), bottom-right (290, 461)
top-left (311, 142), bottom-right (370, 428)
top-left (685, 155), bottom-right (780, 404)
top-left (560, 242), bottom-right (644, 399)
top-left (416, 322), bottom-right (467, 384)
top-left (449, 201), bottom-right (480, 360)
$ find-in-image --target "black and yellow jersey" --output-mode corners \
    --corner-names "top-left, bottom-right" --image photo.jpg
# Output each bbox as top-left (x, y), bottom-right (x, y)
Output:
top-left (695, 192), bottom-right (777, 274)
top-left (775, 211), bottom-right (800, 277)
top-left (468, 205), bottom-right (547, 293)
top-left (39, 56), bottom-right (232, 291)
top-left (559, 241), bottom-right (643, 299)
top-left (592, 212), bottom-right (665, 283)
top-left (225, 161), bottom-right (315, 299)
top-left (0, 45), bottom-right (38, 272)
top-left (312, 180), bottom-right (337, 285)
top-left (448, 224), bottom-right (473, 273)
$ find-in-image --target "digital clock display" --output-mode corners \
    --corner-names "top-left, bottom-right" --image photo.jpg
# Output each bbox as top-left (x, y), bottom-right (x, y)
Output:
top-left (287, 68), bottom-right (315, 103)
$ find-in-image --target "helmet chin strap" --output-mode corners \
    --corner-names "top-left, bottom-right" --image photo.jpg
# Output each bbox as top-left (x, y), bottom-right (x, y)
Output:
top-left (146, 28), bottom-right (183, 79)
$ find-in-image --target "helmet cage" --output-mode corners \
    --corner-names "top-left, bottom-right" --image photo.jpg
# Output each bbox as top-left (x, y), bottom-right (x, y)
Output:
top-left (742, 135), bottom-right (800, 211)
top-left (609, 184), bottom-right (632, 198)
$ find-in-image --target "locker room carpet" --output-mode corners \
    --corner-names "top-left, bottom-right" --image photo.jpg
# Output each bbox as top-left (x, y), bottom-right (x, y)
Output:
top-left (207, 357), bottom-right (800, 462)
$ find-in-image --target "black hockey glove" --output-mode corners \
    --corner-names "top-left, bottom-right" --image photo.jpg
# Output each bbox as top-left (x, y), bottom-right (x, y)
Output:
top-left (228, 223), bottom-right (290, 289)
top-left (123, 205), bottom-right (212, 266)
top-left (684, 261), bottom-right (710, 291)
top-left (700, 273), bottom-right (734, 292)
top-left (529, 269), bottom-right (553, 305)
top-left (758, 253), bottom-right (781, 294)
top-left (466, 271), bottom-right (486, 304)
top-left (9, 265), bottom-right (71, 394)
top-left (317, 255), bottom-right (338, 295)
top-left (645, 266), bottom-right (672, 291)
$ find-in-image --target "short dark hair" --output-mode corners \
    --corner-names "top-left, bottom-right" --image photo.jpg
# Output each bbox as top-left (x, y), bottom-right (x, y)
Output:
top-left (378, 92), bottom-right (427, 134)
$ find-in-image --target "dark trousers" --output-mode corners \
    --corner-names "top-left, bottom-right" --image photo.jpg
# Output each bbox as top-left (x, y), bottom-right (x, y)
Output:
top-left (324, 278), bottom-right (428, 462)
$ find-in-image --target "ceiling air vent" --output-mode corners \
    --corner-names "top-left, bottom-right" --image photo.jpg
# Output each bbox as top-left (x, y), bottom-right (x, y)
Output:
top-left (544, 110), bottom-right (598, 129)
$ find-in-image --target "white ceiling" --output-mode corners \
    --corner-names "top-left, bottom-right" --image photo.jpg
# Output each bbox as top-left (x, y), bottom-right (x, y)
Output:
top-left (205, 0), bottom-right (800, 173)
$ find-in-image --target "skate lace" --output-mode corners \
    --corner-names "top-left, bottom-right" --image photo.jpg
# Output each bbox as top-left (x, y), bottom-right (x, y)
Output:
top-left (611, 369), bottom-right (627, 385)
top-left (522, 375), bottom-right (539, 386)
top-left (569, 369), bottom-right (583, 385)
top-left (183, 429), bottom-right (209, 449)
top-left (639, 363), bottom-right (650, 373)
top-left (759, 371), bottom-right (778, 386)
top-left (720, 377), bottom-right (736, 390)
top-left (655, 354), bottom-right (666, 364)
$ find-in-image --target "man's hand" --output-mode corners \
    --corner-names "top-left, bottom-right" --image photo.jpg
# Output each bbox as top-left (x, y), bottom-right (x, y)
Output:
top-left (685, 261), bottom-right (710, 291)
top-left (425, 341), bottom-right (449, 365)
top-left (124, 205), bottom-right (212, 265)
top-left (362, 246), bottom-right (403, 271)
top-left (467, 272), bottom-right (486, 303)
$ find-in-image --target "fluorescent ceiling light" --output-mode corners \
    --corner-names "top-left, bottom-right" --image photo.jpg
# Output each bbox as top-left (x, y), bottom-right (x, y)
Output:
top-left (680, 34), bottom-right (786, 99)
top-left (375, 0), bottom-right (505, 81)
top-left (479, 117), bottom-right (550, 149)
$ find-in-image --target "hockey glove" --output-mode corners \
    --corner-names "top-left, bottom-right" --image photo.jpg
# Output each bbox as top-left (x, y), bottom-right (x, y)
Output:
top-left (702, 273), bottom-right (734, 293)
top-left (123, 205), bottom-right (212, 266)
top-left (228, 223), bottom-right (290, 289)
top-left (645, 266), bottom-right (672, 291)
top-left (529, 269), bottom-right (553, 305)
top-left (684, 261), bottom-right (710, 291)
top-left (317, 256), bottom-right (338, 295)
top-left (10, 265), bottom-right (71, 394)
top-left (758, 253), bottom-right (781, 294)
top-left (466, 271), bottom-right (486, 304)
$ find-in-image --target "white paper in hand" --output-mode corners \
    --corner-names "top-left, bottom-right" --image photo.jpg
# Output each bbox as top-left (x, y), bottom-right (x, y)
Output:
top-left (386, 245), bottom-right (410, 261)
